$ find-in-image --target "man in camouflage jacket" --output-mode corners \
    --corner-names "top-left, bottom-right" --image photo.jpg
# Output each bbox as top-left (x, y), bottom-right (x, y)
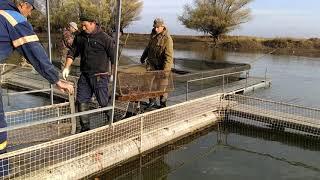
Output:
top-left (60, 22), bottom-right (78, 69)
top-left (140, 18), bottom-right (174, 108)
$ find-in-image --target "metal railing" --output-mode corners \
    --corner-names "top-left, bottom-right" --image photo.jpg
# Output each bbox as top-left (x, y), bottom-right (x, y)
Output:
top-left (223, 94), bottom-right (320, 135)
top-left (1, 105), bottom-right (113, 133)
top-left (0, 64), bottom-right (56, 105)
top-left (186, 70), bottom-right (249, 101)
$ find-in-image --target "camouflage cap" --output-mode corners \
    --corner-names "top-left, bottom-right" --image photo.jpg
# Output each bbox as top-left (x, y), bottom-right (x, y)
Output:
top-left (79, 12), bottom-right (97, 22)
top-left (153, 18), bottom-right (165, 28)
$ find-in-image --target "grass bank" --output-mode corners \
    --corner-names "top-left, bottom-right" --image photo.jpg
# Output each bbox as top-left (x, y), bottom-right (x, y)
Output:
top-left (124, 33), bottom-right (320, 57)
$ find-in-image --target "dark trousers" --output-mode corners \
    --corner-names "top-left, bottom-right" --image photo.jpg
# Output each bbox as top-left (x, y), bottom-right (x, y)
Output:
top-left (0, 89), bottom-right (9, 176)
top-left (77, 73), bottom-right (109, 106)
top-left (76, 73), bottom-right (109, 131)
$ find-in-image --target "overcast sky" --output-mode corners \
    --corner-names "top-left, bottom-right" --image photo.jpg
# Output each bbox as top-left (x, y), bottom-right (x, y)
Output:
top-left (126, 0), bottom-right (320, 38)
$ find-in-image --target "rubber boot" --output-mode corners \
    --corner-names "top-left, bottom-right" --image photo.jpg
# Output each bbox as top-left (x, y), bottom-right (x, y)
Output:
top-left (160, 100), bottom-right (167, 108)
top-left (104, 111), bottom-right (111, 124)
top-left (146, 98), bottom-right (158, 109)
top-left (78, 103), bottom-right (90, 132)
top-left (160, 96), bottom-right (167, 108)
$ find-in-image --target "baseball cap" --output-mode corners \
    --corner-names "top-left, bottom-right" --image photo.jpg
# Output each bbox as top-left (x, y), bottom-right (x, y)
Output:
top-left (24, 0), bottom-right (35, 9)
top-left (69, 22), bottom-right (78, 31)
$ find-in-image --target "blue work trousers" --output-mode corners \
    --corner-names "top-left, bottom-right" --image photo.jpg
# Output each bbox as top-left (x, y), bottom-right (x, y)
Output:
top-left (77, 73), bottom-right (109, 107)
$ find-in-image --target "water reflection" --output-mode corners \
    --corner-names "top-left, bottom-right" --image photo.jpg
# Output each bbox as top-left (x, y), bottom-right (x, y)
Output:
top-left (1, 88), bottom-right (54, 112)
top-left (122, 47), bottom-right (227, 63)
top-left (93, 122), bottom-right (320, 180)
top-left (109, 46), bottom-right (320, 180)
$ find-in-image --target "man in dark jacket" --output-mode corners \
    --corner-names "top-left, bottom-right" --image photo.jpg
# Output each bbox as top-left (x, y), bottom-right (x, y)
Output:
top-left (0, 0), bottom-right (74, 176)
top-left (63, 13), bottom-right (115, 132)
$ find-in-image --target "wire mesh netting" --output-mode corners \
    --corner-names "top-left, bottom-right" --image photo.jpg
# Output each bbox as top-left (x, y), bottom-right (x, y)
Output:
top-left (4, 101), bottom-right (129, 153)
top-left (0, 92), bottom-right (319, 179)
top-left (0, 64), bottom-right (47, 83)
top-left (117, 71), bottom-right (174, 101)
top-left (6, 103), bottom-right (71, 148)
top-left (91, 125), bottom-right (221, 180)
top-left (222, 94), bottom-right (320, 136)
top-left (0, 94), bottom-right (222, 179)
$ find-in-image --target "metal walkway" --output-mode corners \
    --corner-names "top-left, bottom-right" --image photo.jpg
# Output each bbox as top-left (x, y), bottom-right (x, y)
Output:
top-left (224, 94), bottom-right (320, 135)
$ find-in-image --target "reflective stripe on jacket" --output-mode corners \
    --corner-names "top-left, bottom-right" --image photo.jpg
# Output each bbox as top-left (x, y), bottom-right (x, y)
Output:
top-left (0, 1), bottom-right (59, 84)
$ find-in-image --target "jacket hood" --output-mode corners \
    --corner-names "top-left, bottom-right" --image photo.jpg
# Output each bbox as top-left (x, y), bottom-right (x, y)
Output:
top-left (0, 1), bottom-right (19, 11)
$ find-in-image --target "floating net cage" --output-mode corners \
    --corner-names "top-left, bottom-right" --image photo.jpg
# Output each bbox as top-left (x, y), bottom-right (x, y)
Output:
top-left (4, 102), bottom-right (128, 152)
top-left (222, 94), bottom-right (320, 137)
top-left (0, 94), bottom-right (222, 179)
top-left (0, 91), bottom-right (318, 179)
top-left (92, 124), bottom-right (320, 180)
top-left (0, 63), bottom-right (319, 179)
top-left (94, 95), bottom-right (320, 179)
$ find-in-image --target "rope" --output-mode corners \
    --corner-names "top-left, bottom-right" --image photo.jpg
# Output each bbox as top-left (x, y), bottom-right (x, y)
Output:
top-left (248, 48), bottom-right (279, 64)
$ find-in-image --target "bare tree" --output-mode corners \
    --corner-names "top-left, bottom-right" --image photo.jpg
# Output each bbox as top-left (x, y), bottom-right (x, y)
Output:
top-left (51, 0), bottom-right (80, 30)
top-left (120, 0), bottom-right (143, 29)
top-left (179, 0), bottom-right (253, 45)
top-left (108, 0), bottom-right (143, 31)
top-left (30, 0), bottom-right (143, 32)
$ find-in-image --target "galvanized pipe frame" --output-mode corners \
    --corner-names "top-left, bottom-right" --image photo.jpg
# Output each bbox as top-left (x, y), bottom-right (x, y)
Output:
top-left (3, 88), bottom-right (53, 96)
top-left (5, 102), bottom-right (70, 123)
top-left (0, 64), bottom-right (56, 96)
top-left (111, 0), bottom-right (122, 124)
top-left (45, 0), bottom-right (54, 105)
top-left (0, 106), bottom-right (113, 133)
top-left (186, 70), bottom-right (250, 101)
top-left (225, 94), bottom-right (320, 114)
top-left (223, 94), bottom-right (320, 133)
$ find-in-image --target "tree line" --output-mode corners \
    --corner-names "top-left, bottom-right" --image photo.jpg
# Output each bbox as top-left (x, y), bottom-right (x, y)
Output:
top-left (29, 0), bottom-right (143, 33)
top-left (29, 0), bottom-right (252, 45)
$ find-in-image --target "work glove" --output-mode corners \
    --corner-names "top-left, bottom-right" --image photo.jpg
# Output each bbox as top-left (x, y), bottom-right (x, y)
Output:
top-left (62, 68), bottom-right (70, 80)
top-left (109, 75), bottom-right (114, 82)
top-left (140, 57), bottom-right (145, 64)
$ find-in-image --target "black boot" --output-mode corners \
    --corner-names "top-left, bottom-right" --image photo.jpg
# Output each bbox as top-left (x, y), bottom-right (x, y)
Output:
top-left (160, 100), bottom-right (167, 108)
top-left (160, 95), bottom-right (167, 108)
top-left (146, 98), bottom-right (158, 109)
top-left (104, 110), bottom-right (111, 124)
top-left (78, 103), bottom-right (90, 132)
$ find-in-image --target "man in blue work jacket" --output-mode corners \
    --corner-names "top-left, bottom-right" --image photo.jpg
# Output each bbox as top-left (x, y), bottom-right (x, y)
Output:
top-left (0, 0), bottom-right (74, 176)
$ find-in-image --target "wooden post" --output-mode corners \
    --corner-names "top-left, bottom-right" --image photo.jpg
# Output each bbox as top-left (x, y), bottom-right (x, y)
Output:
top-left (69, 93), bottom-right (77, 134)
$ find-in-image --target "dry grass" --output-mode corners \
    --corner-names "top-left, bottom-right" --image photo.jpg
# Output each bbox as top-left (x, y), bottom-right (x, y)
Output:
top-left (123, 33), bottom-right (320, 57)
